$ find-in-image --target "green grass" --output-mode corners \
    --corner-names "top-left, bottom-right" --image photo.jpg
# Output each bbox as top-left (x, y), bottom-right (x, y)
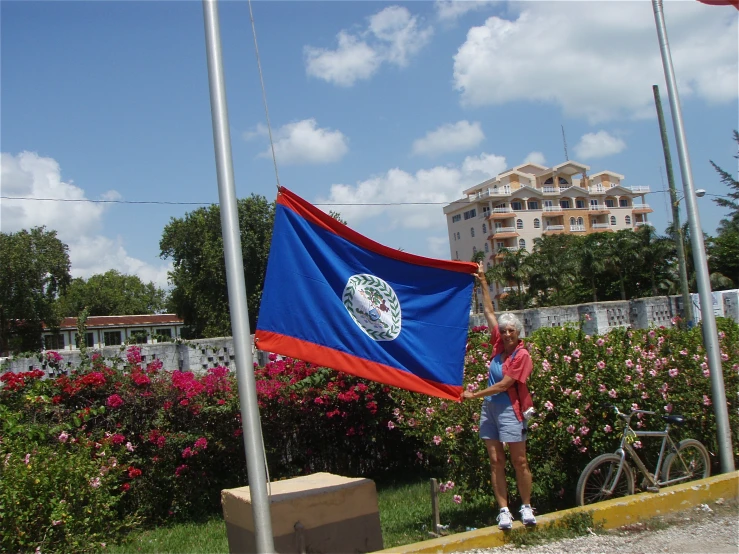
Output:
top-left (105, 477), bottom-right (495, 553)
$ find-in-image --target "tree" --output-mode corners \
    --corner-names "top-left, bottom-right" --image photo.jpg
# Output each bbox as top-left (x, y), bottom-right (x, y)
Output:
top-left (488, 248), bottom-right (532, 310)
top-left (576, 234), bottom-right (607, 303)
top-left (58, 270), bottom-right (167, 317)
top-left (709, 130), bottom-right (739, 233)
top-left (160, 195), bottom-right (274, 338)
top-left (526, 234), bottom-right (579, 306)
top-left (0, 227), bottom-right (71, 354)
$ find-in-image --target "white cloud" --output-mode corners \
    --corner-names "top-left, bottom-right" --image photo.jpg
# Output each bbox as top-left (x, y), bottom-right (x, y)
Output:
top-left (523, 151), bottom-right (546, 166)
top-left (435, 0), bottom-right (498, 22)
top-left (574, 131), bottom-right (626, 159)
top-left (427, 235), bottom-right (450, 258)
top-left (314, 151), bottom-right (507, 230)
top-left (452, 2), bottom-right (738, 123)
top-left (305, 6), bottom-right (433, 86)
top-left (0, 151), bottom-right (172, 288)
top-left (412, 120), bottom-right (485, 156)
top-left (249, 119), bottom-right (349, 165)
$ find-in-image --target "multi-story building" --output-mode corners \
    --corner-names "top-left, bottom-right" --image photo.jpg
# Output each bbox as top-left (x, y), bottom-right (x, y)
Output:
top-left (443, 160), bottom-right (652, 306)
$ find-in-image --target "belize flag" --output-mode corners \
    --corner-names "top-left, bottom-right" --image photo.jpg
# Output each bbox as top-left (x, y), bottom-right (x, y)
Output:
top-left (255, 187), bottom-right (477, 401)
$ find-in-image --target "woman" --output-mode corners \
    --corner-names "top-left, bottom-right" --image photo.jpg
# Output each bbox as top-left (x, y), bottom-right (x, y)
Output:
top-left (461, 262), bottom-right (536, 530)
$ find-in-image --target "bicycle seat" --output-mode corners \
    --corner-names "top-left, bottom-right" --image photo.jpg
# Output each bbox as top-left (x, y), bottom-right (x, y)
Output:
top-left (661, 415), bottom-right (686, 426)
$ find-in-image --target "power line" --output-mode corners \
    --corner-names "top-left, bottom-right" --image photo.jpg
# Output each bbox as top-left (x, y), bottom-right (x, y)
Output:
top-left (0, 195), bottom-right (472, 207)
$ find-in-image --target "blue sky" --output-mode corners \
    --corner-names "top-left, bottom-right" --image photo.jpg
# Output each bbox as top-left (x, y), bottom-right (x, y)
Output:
top-left (2, 1), bottom-right (737, 290)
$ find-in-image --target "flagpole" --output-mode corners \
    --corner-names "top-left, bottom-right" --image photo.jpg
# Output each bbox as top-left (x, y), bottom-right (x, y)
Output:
top-left (202, 0), bottom-right (275, 551)
top-left (651, 0), bottom-right (734, 473)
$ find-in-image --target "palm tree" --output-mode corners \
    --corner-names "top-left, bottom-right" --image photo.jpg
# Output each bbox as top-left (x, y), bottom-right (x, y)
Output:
top-left (488, 248), bottom-right (532, 310)
top-left (577, 234), bottom-right (607, 302)
top-left (603, 230), bottom-right (640, 300)
top-left (527, 234), bottom-right (579, 306)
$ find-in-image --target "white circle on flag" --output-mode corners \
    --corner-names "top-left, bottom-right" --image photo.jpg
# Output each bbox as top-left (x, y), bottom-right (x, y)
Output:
top-left (342, 274), bottom-right (401, 341)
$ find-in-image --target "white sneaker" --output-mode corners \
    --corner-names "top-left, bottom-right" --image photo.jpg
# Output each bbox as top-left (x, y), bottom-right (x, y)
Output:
top-left (520, 504), bottom-right (537, 526)
top-left (497, 508), bottom-right (513, 530)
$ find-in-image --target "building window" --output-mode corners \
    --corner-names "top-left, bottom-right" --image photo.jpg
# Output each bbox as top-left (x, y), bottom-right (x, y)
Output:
top-left (472, 246), bottom-right (477, 255)
top-left (610, 216), bottom-right (617, 226)
top-left (457, 232), bottom-right (461, 240)
top-left (560, 200), bottom-right (570, 209)
top-left (511, 201), bottom-right (523, 211)
top-left (570, 217), bottom-right (576, 225)
top-left (516, 219), bottom-right (523, 229)
top-left (131, 330), bottom-right (148, 344)
top-left (527, 200), bottom-right (539, 210)
top-left (519, 239), bottom-right (526, 249)
top-left (619, 198), bottom-right (629, 207)
top-left (75, 332), bottom-right (94, 349)
top-left (470, 227), bottom-right (475, 238)
top-left (455, 251), bottom-right (459, 260)
top-left (452, 214), bottom-right (461, 223)
top-left (534, 218), bottom-right (540, 229)
top-left (625, 215), bottom-right (631, 224)
top-left (104, 331), bottom-right (122, 346)
top-left (605, 199), bottom-right (615, 208)
top-left (463, 209), bottom-right (477, 220)
top-left (576, 200), bottom-right (585, 209)
top-left (559, 177), bottom-right (569, 185)
top-left (485, 242), bottom-right (489, 253)
top-left (482, 223), bottom-right (487, 234)
top-left (544, 177), bottom-right (554, 184)
top-left (155, 328), bottom-right (173, 341)
top-left (44, 334), bottom-right (64, 350)
top-left (578, 217), bottom-right (584, 226)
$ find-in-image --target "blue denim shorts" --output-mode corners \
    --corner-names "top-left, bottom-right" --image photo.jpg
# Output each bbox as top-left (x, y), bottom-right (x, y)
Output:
top-left (479, 400), bottom-right (527, 443)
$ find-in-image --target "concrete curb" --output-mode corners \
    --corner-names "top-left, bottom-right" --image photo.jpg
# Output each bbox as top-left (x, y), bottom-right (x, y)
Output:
top-left (376, 471), bottom-right (739, 553)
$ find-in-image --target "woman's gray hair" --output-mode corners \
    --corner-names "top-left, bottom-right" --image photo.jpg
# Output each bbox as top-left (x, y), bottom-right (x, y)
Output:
top-left (498, 312), bottom-right (523, 334)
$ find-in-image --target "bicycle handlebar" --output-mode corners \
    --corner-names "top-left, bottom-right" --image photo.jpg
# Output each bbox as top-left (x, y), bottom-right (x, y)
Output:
top-left (602, 404), bottom-right (656, 418)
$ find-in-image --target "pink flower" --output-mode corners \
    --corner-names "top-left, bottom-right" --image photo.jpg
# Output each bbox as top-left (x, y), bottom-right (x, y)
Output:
top-left (679, 349), bottom-right (688, 356)
top-left (625, 359), bottom-right (634, 368)
top-left (598, 384), bottom-right (607, 393)
top-left (720, 353), bottom-right (729, 361)
top-left (433, 436), bottom-right (442, 445)
top-left (624, 375), bottom-right (632, 383)
top-left (596, 361), bottom-right (606, 370)
top-left (24, 453), bottom-right (31, 465)
top-left (416, 452), bottom-right (423, 460)
top-left (668, 368), bottom-right (679, 378)
top-left (89, 477), bottom-right (101, 488)
top-left (572, 436), bottom-right (582, 445)
top-left (529, 422), bottom-right (538, 430)
top-left (596, 338), bottom-right (605, 346)
top-left (579, 426), bottom-right (590, 436)
top-left (544, 400), bottom-right (554, 411)
top-left (633, 441), bottom-right (643, 449)
top-left (563, 355), bottom-right (572, 363)
top-left (567, 425), bottom-right (576, 434)
top-left (126, 442), bottom-right (135, 452)
top-left (471, 424), bottom-right (479, 432)
top-left (572, 349), bottom-right (581, 359)
top-left (703, 395), bottom-right (712, 406)
top-left (608, 389), bottom-right (617, 398)
top-left (387, 421), bottom-right (395, 430)
top-left (453, 495), bottom-right (462, 504)
top-left (575, 373), bottom-right (583, 382)
top-left (604, 425), bottom-right (612, 433)
top-left (664, 404), bottom-right (673, 413)
top-left (106, 394), bottom-right (124, 409)
top-left (175, 464), bottom-right (188, 477)
top-left (58, 431), bottom-right (69, 443)
top-left (572, 390), bottom-right (582, 399)
top-left (194, 437), bottom-right (208, 450)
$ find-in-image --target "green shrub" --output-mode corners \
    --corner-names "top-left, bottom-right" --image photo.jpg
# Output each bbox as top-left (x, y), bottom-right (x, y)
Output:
top-left (0, 435), bottom-right (139, 553)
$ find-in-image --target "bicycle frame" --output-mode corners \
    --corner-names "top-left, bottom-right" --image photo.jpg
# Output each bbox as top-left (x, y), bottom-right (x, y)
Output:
top-left (606, 409), bottom-right (691, 493)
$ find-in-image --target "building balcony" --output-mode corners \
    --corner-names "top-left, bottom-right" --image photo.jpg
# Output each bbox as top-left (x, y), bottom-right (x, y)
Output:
top-left (570, 225), bottom-right (586, 232)
top-left (632, 204), bottom-right (653, 214)
top-left (543, 206), bottom-right (563, 212)
top-left (543, 225), bottom-right (565, 233)
top-left (591, 223), bottom-right (610, 229)
top-left (492, 226), bottom-right (516, 234)
top-left (588, 185), bottom-right (608, 194)
top-left (542, 186), bottom-right (562, 194)
top-left (634, 221), bottom-right (654, 228)
top-left (588, 204), bottom-right (610, 214)
top-left (488, 209), bottom-right (515, 220)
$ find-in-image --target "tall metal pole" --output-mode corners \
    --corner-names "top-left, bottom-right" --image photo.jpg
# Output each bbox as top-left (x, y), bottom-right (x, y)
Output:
top-left (202, 0), bottom-right (275, 550)
top-left (651, 0), bottom-right (734, 472)
top-left (652, 84), bottom-right (693, 326)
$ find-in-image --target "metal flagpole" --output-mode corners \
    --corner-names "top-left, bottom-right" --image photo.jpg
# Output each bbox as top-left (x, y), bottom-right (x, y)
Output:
top-left (651, 0), bottom-right (734, 473)
top-left (652, 85), bottom-right (693, 326)
top-left (202, 0), bottom-right (276, 550)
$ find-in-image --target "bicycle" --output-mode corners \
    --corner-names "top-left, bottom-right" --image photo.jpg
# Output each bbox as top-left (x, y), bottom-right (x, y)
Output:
top-left (576, 404), bottom-right (710, 506)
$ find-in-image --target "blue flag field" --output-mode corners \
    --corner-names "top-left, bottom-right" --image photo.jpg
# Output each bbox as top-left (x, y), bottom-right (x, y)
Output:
top-left (255, 187), bottom-right (477, 400)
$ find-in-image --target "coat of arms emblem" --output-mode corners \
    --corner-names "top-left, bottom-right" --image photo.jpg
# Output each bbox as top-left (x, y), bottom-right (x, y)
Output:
top-left (343, 274), bottom-right (401, 341)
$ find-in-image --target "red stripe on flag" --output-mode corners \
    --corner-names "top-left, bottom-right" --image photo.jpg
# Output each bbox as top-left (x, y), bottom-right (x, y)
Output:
top-left (276, 186), bottom-right (478, 275)
top-left (255, 329), bottom-right (464, 401)
top-left (697, 0), bottom-right (739, 9)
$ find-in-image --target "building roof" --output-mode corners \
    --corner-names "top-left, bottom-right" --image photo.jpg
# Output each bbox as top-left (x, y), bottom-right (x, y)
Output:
top-left (44, 314), bottom-right (184, 331)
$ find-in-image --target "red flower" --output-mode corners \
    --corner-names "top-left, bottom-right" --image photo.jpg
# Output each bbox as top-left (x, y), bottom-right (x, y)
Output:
top-left (110, 434), bottom-right (126, 445)
top-left (128, 467), bottom-right (142, 479)
top-left (121, 483), bottom-right (131, 492)
top-left (106, 394), bottom-right (124, 409)
top-left (194, 437), bottom-right (208, 451)
top-left (175, 464), bottom-right (188, 477)
top-left (163, 401), bottom-right (173, 410)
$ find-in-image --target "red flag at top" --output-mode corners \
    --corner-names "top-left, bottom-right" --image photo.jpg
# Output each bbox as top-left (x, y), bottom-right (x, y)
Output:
top-left (697, 0), bottom-right (739, 9)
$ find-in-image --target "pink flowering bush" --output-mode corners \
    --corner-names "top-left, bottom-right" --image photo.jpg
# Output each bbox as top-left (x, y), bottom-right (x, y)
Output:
top-left (395, 318), bottom-right (739, 513)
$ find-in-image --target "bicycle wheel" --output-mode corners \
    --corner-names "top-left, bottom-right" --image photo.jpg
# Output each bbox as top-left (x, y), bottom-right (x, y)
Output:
top-left (576, 453), bottom-right (635, 506)
top-left (664, 439), bottom-right (710, 484)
